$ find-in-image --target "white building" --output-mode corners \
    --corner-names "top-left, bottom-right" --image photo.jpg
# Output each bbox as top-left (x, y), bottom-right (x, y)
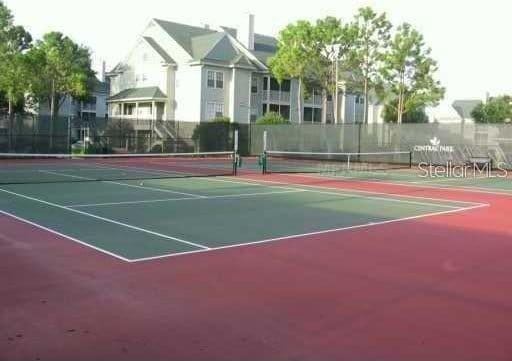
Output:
top-left (107, 15), bottom-right (383, 124)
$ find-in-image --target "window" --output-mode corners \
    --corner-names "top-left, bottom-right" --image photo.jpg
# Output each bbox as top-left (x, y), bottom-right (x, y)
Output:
top-left (207, 71), bottom-right (215, 88)
top-left (355, 95), bottom-right (365, 104)
top-left (84, 96), bottom-right (97, 106)
top-left (206, 102), bottom-right (224, 120)
top-left (136, 74), bottom-right (148, 83)
top-left (216, 72), bottom-right (223, 89)
top-left (270, 77), bottom-right (280, 91)
top-left (124, 103), bottom-right (136, 115)
top-left (251, 77), bottom-right (258, 94)
top-left (281, 79), bottom-right (291, 92)
top-left (142, 53), bottom-right (148, 62)
top-left (269, 104), bottom-right (279, 113)
top-left (207, 70), bottom-right (224, 89)
top-left (263, 77), bottom-right (269, 91)
top-left (279, 105), bottom-right (290, 120)
top-left (304, 107), bottom-right (313, 123)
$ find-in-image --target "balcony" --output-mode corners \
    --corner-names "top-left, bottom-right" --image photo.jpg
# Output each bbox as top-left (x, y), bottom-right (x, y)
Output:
top-left (262, 90), bottom-right (291, 104)
top-left (81, 104), bottom-right (97, 112)
top-left (304, 95), bottom-right (322, 106)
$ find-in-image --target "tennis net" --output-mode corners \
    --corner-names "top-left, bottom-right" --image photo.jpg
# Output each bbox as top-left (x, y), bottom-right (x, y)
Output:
top-left (0, 151), bottom-right (237, 185)
top-left (263, 151), bottom-right (413, 174)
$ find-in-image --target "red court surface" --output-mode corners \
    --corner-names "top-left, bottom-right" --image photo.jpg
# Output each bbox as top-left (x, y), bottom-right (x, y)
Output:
top-left (2, 173), bottom-right (512, 361)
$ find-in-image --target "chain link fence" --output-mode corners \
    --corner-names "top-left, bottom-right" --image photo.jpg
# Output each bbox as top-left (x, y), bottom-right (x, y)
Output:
top-left (0, 115), bottom-right (246, 154)
top-left (3, 115), bottom-right (511, 168)
top-left (250, 122), bottom-right (512, 169)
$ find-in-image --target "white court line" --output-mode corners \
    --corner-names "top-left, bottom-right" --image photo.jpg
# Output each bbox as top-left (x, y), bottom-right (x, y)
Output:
top-left (206, 177), bottom-right (477, 209)
top-left (0, 187), bottom-right (209, 251)
top-left (0, 209), bottom-right (132, 262)
top-left (130, 202), bottom-right (489, 263)
top-left (68, 189), bottom-right (307, 208)
top-left (39, 170), bottom-right (205, 199)
top-left (224, 175), bottom-right (486, 207)
top-left (303, 172), bottom-right (512, 197)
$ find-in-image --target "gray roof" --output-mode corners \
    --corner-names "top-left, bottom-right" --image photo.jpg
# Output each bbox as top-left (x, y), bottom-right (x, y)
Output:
top-left (143, 36), bottom-right (175, 64)
top-left (190, 32), bottom-right (226, 60)
top-left (90, 77), bottom-right (108, 94)
top-left (452, 100), bottom-right (483, 119)
top-left (154, 19), bottom-right (217, 57)
top-left (153, 18), bottom-right (274, 68)
top-left (109, 87), bottom-right (167, 102)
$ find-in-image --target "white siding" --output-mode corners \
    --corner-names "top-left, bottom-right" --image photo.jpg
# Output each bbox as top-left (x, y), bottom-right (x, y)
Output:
top-left (229, 68), bottom-right (251, 123)
top-left (174, 65), bottom-right (202, 121)
top-left (201, 66), bottom-right (231, 121)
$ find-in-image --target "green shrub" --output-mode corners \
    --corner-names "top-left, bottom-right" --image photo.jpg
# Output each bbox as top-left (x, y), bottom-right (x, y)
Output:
top-left (383, 104), bottom-right (428, 123)
top-left (256, 112), bottom-right (290, 125)
top-left (192, 117), bottom-right (239, 152)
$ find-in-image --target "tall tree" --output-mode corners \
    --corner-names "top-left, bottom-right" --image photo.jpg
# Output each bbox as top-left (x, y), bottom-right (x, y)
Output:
top-left (0, 2), bottom-right (32, 115)
top-left (310, 17), bottom-right (358, 123)
top-left (269, 20), bottom-right (316, 123)
top-left (380, 23), bottom-right (444, 123)
top-left (28, 32), bottom-right (94, 148)
top-left (349, 7), bottom-right (392, 123)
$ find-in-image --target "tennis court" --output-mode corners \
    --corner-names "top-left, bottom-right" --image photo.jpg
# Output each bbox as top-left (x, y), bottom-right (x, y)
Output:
top-left (5, 146), bottom-right (512, 361)
top-left (0, 157), bottom-right (480, 262)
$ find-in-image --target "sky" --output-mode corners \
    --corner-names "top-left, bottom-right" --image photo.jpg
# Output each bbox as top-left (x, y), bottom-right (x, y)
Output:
top-left (5, 0), bottom-right (512, 118)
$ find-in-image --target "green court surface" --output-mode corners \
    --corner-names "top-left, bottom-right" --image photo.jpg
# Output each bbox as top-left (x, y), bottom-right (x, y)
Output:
top-left (0, 176), bottom-right (479, 262)
top-left (240, 158), bottom-right (512, 194)
top-left (326, 169), bottom-right (512, 194)
top-left (252, 158), bottom-right (512, 194)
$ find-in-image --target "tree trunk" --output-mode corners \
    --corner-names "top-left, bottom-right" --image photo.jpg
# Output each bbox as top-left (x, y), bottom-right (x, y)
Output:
top-left (363, 78), bottom-right (369, 124)
top-left (297, 79), bottom-right (303, 123)
top-left (321, 89), bottom-right (328, 124)
top-left (50, 79), bottom-right (55, 151)
top-left (8, 100), bottom-right (13, 152)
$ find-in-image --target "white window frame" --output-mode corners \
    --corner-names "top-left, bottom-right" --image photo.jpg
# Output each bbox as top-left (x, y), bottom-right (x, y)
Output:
top-left (207, 70), bottom-right (224, 89)
top-left (206, 102), bottom-right (224, 120)
top-left (207, 71), bottom-right (215, 88)
top-left (215, 72), bottom-right (224, 89)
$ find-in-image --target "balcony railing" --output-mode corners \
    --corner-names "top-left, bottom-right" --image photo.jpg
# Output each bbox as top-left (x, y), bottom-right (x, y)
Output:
top-left (262, 90), bottom-right (291, 103)
top-left (304, 95), bottom-right (322, 106)
top-left (81, 104), bottom-right (97, 112)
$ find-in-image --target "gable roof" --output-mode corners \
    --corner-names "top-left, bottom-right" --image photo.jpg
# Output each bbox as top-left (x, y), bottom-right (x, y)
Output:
top-left (190, 32), bottom-right (226, 60)
top-left (153, 19), bottom-right (217, 57)
top-left (452, 100), bottom-right (482, 119)
top-left (152, 18), bottom-right (274, 69)
top-left (142, 36), bottom-right (175, 64)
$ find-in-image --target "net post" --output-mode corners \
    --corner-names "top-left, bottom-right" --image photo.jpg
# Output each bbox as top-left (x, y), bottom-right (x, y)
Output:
top-left (233, 129), bottom-right (239, 176)
top-left (262, 130), bottom-right (268, 174)
top-left (347, 154), bottom-right (351, 171)
top-left (234, 129), bottom-right (239, 154)
top-left (409, 151), bottom-right (413, 168)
